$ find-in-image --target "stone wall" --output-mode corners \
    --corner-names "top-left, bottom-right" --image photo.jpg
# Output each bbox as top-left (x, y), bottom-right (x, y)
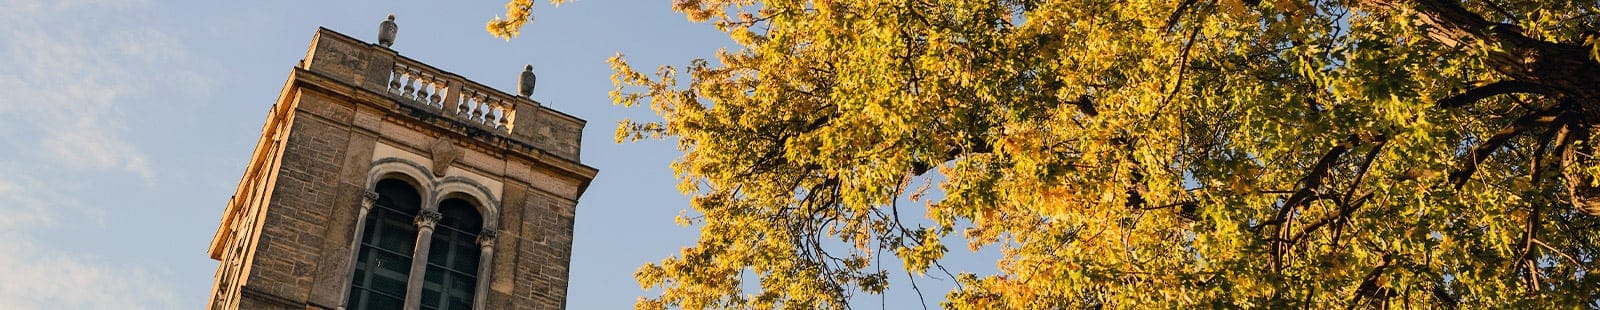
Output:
top-left (509, 191), bottom-right (578, 309)
top-left (235, 88), bottom-right (376, 309)
top-left (213, 27), bottom-right (595, 310)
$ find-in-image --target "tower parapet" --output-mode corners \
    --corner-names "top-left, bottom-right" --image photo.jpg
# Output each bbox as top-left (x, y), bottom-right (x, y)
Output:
top-left (301, 28), bottom-right (584, 161)
top-left (206, 26), bottom-right (595, 310)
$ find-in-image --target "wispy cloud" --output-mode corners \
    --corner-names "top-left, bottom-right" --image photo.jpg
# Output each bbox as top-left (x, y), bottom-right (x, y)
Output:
top-left (0, 233), bottom-right (180, 309)
top-left (0, 0), bottom-right (207, 182)
top-left (0, 175), bottom-right (61, 231)
top-left (0, 173), bottom-right (177, 309)
top-left (0, 165), bottom-right (176, 308)
top-left (0, 0), bottom-right (202, 308)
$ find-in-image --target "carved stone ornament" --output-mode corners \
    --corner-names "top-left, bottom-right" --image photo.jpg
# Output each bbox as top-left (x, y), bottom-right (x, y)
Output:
top-left (377, 14), bottom-right (397, 47)
top-left (415, 210), bottom-right (442, 229)
top-left (429, 138), bottom-right (462, 177)
top-left (518, 65), bottom-right (536, 98)
top-left (477, 229), bottom-right (499, 247)
top-left (361, 190), bottom-right (380, 211)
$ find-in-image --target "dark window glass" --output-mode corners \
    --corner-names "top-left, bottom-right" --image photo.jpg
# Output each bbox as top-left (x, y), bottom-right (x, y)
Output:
top-left (347, 179), bottom-right (421, 310)
top-left (420, 198), bottom-right (482, 310)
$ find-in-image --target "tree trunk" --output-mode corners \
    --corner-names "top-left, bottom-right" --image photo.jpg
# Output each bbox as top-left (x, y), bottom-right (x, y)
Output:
top-left (1359, 0), bottom-right (1600, 215)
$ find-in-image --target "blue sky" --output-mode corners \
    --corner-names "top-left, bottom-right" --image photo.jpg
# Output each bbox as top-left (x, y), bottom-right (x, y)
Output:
top-left (0, 0), bottom-right (995, 308)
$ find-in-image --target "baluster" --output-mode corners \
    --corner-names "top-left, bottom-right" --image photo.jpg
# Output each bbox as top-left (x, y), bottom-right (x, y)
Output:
top-left (465, 90), bottom-right (480, 117)
top-left (388, 64), bottom-right (403, 94)
top-left (474, 92), bottom-right (486, 118)
top-left (411, 70), bottom-right (428, 101)
top-left (421, 75), bottom-right (436, 106)
top-left (476, 93), bottom-right (489, 122)
top-left (415, 75), bottom-right (429, 103)
top-left (458, 90), bottom-right (477, 117)
top-left (457, 89), bottom-right (473, 115)
top-left (472, 95), bottom-right (488, 123)
top-left (428, 78), bottom-right (444, 107)
top-left (417, 76), bottom-right (430, 103)
top-left (484, 100), bottom-right (500, 128)
top-left (496, 101), bottom-right (512, 131)
top-left (401, 70), bottom-right (417, 101)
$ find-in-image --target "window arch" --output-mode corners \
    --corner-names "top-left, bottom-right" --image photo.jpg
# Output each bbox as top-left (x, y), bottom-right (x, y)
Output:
top-left (347, 158), bottom-right (502, 309)
top-left (346, 179), bottom-right (422, 310)
top-left (420, 198), bottom-right (482, 310)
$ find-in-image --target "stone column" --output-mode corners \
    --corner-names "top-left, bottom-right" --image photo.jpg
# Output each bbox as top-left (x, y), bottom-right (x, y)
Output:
top-left (403, 209), bottom-right (442, 310)
top-left (472, 228), bottom-right (498, 310)
top-left (337, 190), bottom-right (380, 310)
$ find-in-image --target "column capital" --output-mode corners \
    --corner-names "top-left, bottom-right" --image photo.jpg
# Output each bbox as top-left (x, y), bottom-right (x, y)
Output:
top-left (360, 191), bottom-right (380, 211)
top-left (477, 228), bottom-right (499, 248)
top-left (415, 209), bottom-right (442, 229)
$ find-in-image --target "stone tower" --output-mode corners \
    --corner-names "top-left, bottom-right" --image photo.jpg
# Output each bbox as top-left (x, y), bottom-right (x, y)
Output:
top-left (205, 26), bottom-right (596, 310)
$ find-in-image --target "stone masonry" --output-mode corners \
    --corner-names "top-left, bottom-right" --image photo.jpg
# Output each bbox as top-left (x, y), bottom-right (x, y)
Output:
top-left (205, 27), bottom-right (597, 310)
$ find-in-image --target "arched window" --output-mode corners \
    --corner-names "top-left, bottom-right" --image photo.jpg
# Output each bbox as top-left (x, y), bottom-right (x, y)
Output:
top-left (347, 179), bottom-right (422, 310)
top-left (420, 198), bottom-right (482, 310)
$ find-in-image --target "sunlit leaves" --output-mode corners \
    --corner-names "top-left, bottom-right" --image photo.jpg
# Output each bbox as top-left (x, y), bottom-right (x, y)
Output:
top-left (487, 0), bottom-right (565, 40)
top-left (497, 0), bottom-right (1600, 308)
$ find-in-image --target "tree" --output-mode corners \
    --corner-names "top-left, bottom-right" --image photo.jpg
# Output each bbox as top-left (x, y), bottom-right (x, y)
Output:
top-left (495, 0), bottom-right (1600, 308)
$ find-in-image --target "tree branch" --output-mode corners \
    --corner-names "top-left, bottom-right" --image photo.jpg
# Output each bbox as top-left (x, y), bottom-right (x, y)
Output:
top-left (1266, 134), bottom-right (1361, 271)
top-left (1162, 0), bottom-right (1200, 33)
top-left (1069, 94), bottom-right (1097, 117)
top-left (1288, 136), bottom-right (1387, 248)
top-left (1348, 254), bottom-right (1396, 309)
top-left (1448, 108), bottom-right (1559, 189)
top-left (1436, 80), bottom-right (1556, 109)
top-left (1360, 0), bottom-right (1600, 102)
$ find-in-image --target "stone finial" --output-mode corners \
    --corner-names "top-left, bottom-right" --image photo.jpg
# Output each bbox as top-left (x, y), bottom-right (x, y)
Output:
top-left (518, 64), bottom-right (536, 98)
top-left (378, 14), bottom-right (398, 47)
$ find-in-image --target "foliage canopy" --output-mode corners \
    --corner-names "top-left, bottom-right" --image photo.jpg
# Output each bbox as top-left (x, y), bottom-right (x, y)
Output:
top-left (496, 0), bottom-right (1600, 308)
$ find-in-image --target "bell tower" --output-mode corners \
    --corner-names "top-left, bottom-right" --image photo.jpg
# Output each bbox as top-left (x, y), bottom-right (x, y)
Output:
top-left (206, 19), bottom-right (596, 310)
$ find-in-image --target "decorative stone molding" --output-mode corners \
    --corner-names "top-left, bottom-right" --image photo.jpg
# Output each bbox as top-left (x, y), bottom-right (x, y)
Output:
top-left (366, 157), bottom-right (436, 204)
top-left (518, 65), bottom-right (536, 98)
top-left (477, 228), bottom-right (498, 247)
top-left (434, 176), bottom-right (501, 220)
top-left (415, 210), bottom-right (442, 229)
top-left (377, 15), bottom-right (397, 47)
top-left (370, 157), bottom-right (502, 227)
top-left (428, 138), bottom-right (461, 177)
top-left (304, 28), bottom-right (593, 163)
top-left (360, 191), bottom-right (380, 211)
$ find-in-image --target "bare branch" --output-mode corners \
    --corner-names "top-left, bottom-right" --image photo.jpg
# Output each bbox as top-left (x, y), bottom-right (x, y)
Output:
top-left (1435, 80), bottom-right (1556, 109)
top-left (1162, 0), bottom-right (1200, 33)
top-left (1348, 254), bottom-right (1396, 309)
top-left (1288, 136), bottom-right (1387, 247)
top-left (1266, 134), bottom-right (1361, 271)
top-left (1448, 108), bottom-right (1560, 189)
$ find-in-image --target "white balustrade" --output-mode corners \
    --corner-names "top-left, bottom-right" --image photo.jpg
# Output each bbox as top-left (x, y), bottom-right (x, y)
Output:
top-left (456, 86), bottom-right (515, 132)
top-left (387, 62), bottom-right (451, 110)
top-left (384, 58), bottom-right (519, 134)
